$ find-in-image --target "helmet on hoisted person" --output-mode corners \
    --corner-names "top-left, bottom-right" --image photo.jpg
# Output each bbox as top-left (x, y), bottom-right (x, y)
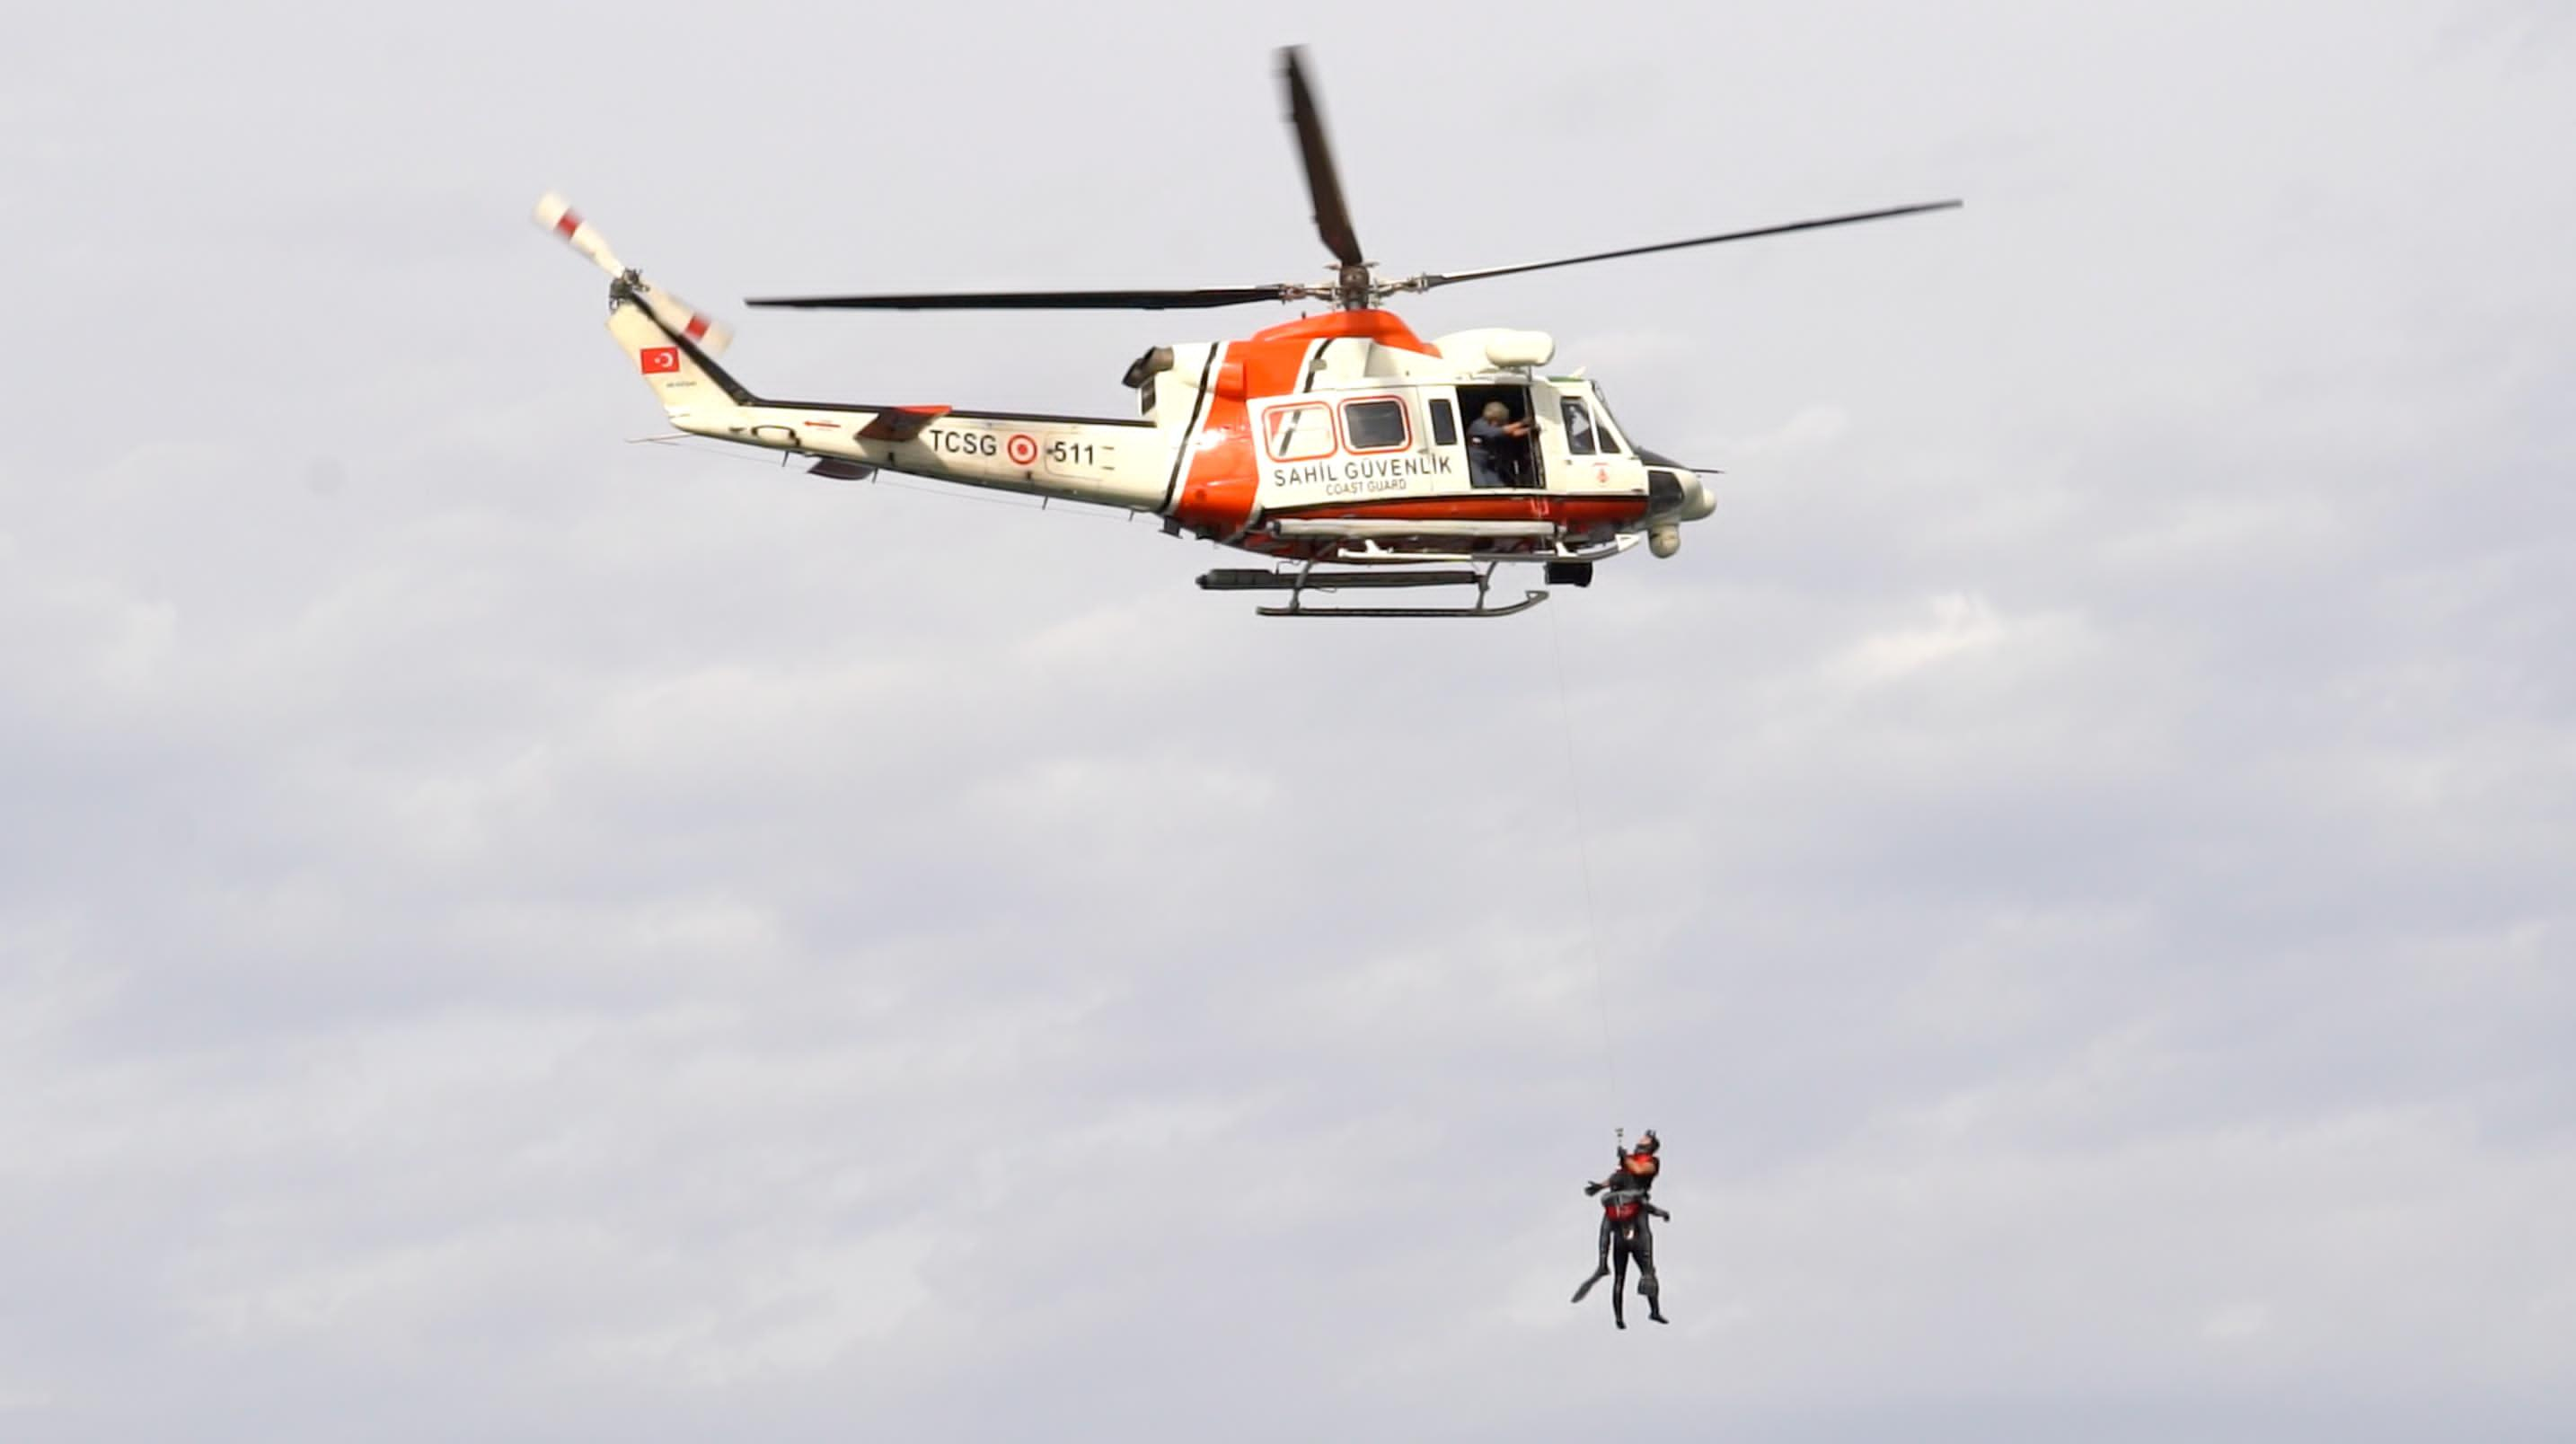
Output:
top-left (1619, 1131), bottom-right (1661, 1177)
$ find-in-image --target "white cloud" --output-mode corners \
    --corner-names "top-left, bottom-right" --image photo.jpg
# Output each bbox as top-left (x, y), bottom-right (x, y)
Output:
top-left (1825, 590), bottom-right (2009, 684)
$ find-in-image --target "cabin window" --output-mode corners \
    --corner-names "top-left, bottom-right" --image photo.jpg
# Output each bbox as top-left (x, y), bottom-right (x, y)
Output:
top-left (1561, 398), bottom-right (1600, 456)
top-left (1265, 401), bottom-right (1337, 462)
top-left (1340, 396), bottom-right (1409, 453)
top-left (1428, 398), bottom-right (1459, 447)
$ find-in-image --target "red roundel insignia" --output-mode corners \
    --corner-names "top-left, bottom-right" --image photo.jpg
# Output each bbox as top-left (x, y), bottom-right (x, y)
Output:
top-left (1006, 433), bottom-right (1039, 466)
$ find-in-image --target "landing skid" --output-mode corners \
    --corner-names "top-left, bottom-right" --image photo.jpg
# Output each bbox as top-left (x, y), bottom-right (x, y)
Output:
top-left (1197, 563), bottom-right (1548, 619)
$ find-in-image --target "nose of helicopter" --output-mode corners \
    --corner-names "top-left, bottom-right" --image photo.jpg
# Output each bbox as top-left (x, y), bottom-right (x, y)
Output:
top-left (1636, 453), bottom-right (1716, 559)
top-left (1679, 471), bottom-right (1717, 522)
top-left (1640, 454), bottom-right (1717, 522)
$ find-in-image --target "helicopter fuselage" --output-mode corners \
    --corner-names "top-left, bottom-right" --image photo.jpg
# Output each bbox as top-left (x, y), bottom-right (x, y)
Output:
top-left (615, 296), bottom-right (1710, 570)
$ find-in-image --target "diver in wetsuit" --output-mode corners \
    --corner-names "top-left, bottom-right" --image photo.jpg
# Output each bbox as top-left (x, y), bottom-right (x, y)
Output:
top-left (1571, 1130), bottom-right (1668, 1328)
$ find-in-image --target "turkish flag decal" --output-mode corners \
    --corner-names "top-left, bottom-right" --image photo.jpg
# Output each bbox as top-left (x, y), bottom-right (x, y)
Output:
top-left (640, 347), bottom-right (681, 374)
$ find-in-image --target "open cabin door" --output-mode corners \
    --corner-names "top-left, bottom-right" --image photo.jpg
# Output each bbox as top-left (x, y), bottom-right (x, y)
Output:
top-left (1456, 383), bottom-right (1541, 489)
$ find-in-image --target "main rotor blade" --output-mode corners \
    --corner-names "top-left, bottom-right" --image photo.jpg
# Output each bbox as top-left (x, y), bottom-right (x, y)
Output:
top-left (745, 285), bottom-right (1297, 313)
top-left (1415, 200), bottom-right (1963, 291)
top-left (1280, 46), bottom-right (1364, 268)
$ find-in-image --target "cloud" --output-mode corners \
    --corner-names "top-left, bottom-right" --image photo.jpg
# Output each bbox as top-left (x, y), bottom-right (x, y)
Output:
top-left (1820, 590), bottom-right (2083, 688)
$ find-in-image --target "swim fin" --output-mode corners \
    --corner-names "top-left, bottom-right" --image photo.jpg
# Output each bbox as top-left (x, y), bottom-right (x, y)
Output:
top-left (1571, 1266), bottom-right (1610, 1304)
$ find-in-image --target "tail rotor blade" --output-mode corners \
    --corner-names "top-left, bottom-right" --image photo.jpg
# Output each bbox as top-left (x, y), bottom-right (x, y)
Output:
top-left (1280, 47), bottom-right (1363, 268)
top-left (534, 194), bottom-right (733, 354)
top-left (635, 282), bottom-right (734, 355)
top-left (534, 192), bottom-right (626, 277)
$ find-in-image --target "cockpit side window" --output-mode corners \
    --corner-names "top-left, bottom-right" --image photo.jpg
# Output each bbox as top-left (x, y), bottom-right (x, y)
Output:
top-left (1266, 401), bottom-right (1337, 462)
top-left (1561, 398), bottom-right (1600, 456)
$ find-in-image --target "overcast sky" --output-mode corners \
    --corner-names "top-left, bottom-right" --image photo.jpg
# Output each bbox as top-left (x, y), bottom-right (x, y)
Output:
top-left (4, 2), bottom-right (2572, 1440)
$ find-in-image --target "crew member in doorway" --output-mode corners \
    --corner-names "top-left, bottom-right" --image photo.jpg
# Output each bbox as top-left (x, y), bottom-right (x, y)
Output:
top-left (1468, 400), bottom-right (1534, 489)
top-left (1572, 1130), bottom-right (1668, 1328)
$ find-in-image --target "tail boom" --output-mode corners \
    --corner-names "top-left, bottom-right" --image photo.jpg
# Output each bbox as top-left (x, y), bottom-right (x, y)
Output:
top-left (605, 286), bottom-right (1165, 512)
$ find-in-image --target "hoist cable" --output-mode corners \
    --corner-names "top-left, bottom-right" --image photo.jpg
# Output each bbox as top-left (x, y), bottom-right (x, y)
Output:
top-left (1546, 602), bottom-right (1624, 1120)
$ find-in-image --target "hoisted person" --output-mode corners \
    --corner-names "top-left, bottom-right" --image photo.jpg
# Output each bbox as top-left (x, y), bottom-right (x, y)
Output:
top-left (1572, 1130), bottom-right (1669, 1328)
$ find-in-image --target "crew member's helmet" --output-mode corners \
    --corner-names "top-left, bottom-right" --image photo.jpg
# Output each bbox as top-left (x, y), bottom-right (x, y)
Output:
top-left (1634, 1130), bottom-right (1660, 1155)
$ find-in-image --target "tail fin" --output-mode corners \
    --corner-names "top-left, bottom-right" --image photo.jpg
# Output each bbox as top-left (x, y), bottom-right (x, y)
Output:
top-left (604, 290), bottom-right (753, 426)
top-left (534, 194), bottom-right (753, 428)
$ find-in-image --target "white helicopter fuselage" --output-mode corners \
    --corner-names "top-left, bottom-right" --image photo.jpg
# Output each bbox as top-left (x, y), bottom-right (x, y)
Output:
top-left (610, 289), bottom-right (1714, 569)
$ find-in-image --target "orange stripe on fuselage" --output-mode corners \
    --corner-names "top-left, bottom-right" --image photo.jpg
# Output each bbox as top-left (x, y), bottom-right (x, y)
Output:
top-left (1169, 310), bottom-right (1437, 541)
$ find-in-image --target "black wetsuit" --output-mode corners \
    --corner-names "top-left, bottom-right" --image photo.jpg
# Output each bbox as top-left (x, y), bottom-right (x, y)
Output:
top-left (1572, 1151), bottom-right (1666, 1327)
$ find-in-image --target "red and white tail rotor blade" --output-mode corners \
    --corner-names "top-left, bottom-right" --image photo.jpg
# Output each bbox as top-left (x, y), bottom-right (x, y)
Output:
top-left (534, 193), bottom-right (624, 276)
top-left (533, 192), bottom-right (734, 355)
top-left (631, 285), bottom-right (733, 355)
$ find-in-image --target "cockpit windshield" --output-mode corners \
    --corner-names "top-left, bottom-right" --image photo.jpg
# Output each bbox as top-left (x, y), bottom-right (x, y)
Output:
top-left (1588, 386), bottom-right (1632, 454)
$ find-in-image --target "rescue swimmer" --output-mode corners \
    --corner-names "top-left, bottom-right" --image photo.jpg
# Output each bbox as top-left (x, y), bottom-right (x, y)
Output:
top-left (1572, 1130), bottom-right (1669, 1329)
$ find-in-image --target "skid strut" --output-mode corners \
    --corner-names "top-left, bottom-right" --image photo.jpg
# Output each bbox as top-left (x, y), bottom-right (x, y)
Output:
top-left (1196, 563), bottom-right (1548, 619)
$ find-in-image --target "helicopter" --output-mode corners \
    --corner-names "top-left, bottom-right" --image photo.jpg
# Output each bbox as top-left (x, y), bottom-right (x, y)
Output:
top-left (539, 48), bottom-right (1955, 618)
